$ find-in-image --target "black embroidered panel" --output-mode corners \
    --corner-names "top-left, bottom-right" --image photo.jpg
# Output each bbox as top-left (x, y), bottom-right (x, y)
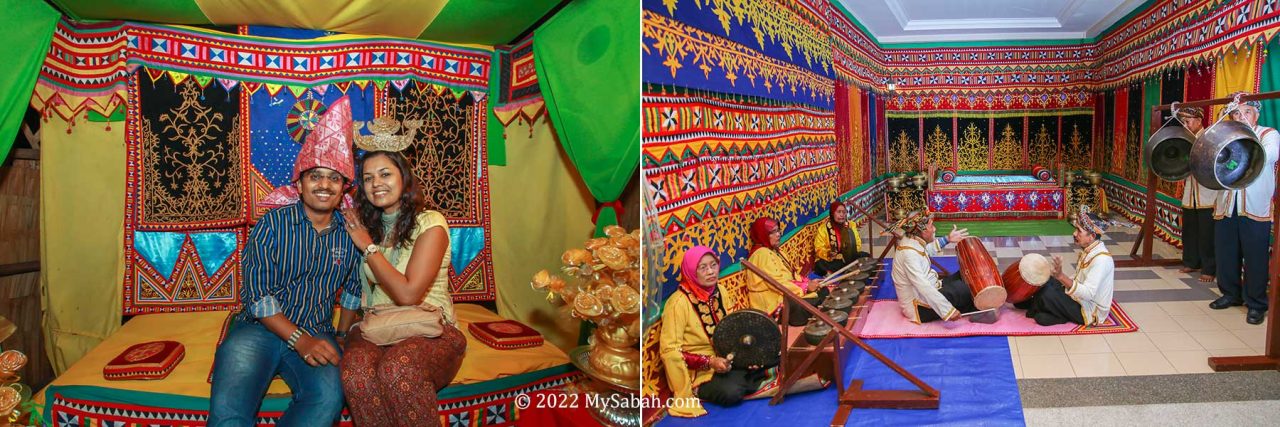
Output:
top-left (134, 70), bottom-right (246, 229)
top-left (384, 85), bottom-right (478, 222)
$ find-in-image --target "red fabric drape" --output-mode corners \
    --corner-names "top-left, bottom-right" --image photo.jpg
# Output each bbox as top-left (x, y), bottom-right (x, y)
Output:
top-left (1185, 61), bottom-right (1215, 104)
top-left (834, 79), bottom-right (854, 194)
top-left (865, 87), bottom-right (875, 181)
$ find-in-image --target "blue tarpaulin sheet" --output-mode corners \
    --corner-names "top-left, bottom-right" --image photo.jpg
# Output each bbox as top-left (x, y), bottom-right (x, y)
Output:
top-left (660, 255), bottom-right (1024, 426)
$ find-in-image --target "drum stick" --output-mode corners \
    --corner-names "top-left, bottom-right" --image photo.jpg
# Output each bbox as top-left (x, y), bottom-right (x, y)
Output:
top-left (819, 268), bottom-right (863, 286)
top-left (822, 259), bottom-right (862, 281)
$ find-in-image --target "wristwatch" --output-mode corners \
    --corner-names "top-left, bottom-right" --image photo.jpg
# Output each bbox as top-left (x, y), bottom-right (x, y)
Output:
top-left (363, 243), bottom-right (379, 259)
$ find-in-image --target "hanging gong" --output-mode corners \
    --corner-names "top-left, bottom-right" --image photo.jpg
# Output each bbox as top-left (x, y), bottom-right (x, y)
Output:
top-left (1190, 120), bottom-right (1264, 190)
top-left (1145, 125), bottom-right (1196, 181)
top-left (711, 309), bottom-right (781, 368)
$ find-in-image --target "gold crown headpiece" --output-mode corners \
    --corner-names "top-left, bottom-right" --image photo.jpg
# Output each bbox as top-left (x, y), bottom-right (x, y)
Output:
top-left (353, 116), bottom-right (422, 152)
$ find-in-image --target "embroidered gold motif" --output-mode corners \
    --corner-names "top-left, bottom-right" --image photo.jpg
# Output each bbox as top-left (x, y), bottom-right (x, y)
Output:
top-left (991, 123), bottom-right (1022, 169)
top-left (891, 130), bottom-right (917, 173)
top-left (642, 11), bottom-right (834, 100)
top-left (1064, 123), bottom-right (1089, 170)
top-left (925, 125), bottom-right (954, 169)
top-left (1028, 122), bottom-right (1056, 168)
top-left (141, 79), bottom-right (243, 224)
top-left (661, 0), bottom-right (833, 72)
top-left (957, 122), bottom-right (987, 170)
top-left (1124, 126), bottom-right (1142, 181)
top-left (385, 86), bottom-right (475, 219)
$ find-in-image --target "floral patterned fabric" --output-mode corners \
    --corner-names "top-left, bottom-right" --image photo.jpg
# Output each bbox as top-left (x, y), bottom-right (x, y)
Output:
top-left (341, 326), bottom-right (467, 427)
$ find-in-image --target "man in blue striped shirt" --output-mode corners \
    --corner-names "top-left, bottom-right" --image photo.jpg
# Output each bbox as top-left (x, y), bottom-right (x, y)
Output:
top-left (210, 97), bottom-right (362, 426)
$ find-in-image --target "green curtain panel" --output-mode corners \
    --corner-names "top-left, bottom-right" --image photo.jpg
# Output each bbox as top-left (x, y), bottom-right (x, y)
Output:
top-left (0, 1), bottom-right (60, 163)
top-left (1141, 76), bottom-right (1161, 171)
top-left (487, 50), bottom-right (507, 166)
top-left (534, 0), bottom-right (640, 237)
top-left (1262, 37), bottom-right (1280, 134)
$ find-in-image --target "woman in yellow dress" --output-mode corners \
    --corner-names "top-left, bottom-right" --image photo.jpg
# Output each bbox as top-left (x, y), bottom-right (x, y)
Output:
top-left (745, 217), bottom-right (824, 326)
top-left (813, 200), bottom-right (870, 276)
top-left (660, 246), bottom-right (765, 417)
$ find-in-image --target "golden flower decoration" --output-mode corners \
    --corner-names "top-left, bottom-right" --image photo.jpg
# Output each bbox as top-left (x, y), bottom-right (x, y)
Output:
top-left (561, 248), bottom-right (593, 267)
top-left (595, 246), bottom-right (630, 271)
top-left (574, 292), bottom-right (605, 318)
top-left (609, 285), bottom-right (640, 315)
top-left (603, 225), bottom-right (627, 238)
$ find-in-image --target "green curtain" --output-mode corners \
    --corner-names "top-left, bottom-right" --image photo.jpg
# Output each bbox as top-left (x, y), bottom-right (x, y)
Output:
top-left (1141, 76), bottom-right (1161, 171)
top-left (0, 1), bottom-right (59, 163)
top-left (533, 0), bottom-right (639, 237)
top-left (1262, 37), bottom-right (1280, 133)
top-left (486, 50), bottom-right (507, 166)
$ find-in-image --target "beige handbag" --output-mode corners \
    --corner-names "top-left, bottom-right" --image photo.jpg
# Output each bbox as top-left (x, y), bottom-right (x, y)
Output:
top-left (358, 290), bottom-right (445, 346)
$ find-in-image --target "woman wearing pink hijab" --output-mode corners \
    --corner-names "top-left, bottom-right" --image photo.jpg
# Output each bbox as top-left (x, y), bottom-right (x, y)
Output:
top-left (659, 246), bottom-right (765, 417)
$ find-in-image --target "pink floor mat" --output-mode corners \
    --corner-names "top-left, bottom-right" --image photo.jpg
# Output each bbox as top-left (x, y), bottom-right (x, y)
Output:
top-left (855, 300), bottom-right (1139, 338)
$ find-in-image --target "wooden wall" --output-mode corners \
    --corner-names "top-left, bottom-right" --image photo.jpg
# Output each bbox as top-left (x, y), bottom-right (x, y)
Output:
top-left (0, 153), bottom-right (53, 390)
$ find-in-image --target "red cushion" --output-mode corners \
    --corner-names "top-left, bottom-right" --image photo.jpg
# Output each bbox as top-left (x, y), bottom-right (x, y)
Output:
top-left (467, 320), bottom-right (544, 350)
top-left (103, 341), bottom-right (185, 381)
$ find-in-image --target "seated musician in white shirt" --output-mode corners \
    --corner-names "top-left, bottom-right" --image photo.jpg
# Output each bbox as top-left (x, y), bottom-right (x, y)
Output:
top-left (889, 211), bottom-right (975, 323)
top-left (1020, 205), bottom-right (1115, 326)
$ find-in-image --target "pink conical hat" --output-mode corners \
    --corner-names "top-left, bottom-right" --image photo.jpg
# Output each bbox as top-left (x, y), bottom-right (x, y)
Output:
top-left (260, 96), bottom-right (356, 209)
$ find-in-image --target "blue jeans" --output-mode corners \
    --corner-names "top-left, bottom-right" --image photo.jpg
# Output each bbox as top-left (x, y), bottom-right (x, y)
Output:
top-left (209, 320), bottom-right (344, 426)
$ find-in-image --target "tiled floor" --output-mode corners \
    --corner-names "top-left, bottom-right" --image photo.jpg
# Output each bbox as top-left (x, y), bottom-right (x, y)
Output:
top-left (853, 221), bottom-right (1271, 379)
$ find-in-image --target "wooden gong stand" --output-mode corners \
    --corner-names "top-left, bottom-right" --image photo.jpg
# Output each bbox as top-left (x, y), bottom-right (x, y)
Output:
top-left (743, 261), bottom-right (939, 426)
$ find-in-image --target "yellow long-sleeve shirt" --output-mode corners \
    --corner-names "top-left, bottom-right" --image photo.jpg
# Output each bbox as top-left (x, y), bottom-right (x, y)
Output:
top-left (659, 286), bottom-right (741, 417)
top-left (746, 248), bottom-right (813, 314)
top-left (814, 221), bottom-right (862, 262)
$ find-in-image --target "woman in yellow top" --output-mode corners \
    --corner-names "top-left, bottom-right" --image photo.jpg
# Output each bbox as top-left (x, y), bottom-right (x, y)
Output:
top-left (813, 201), bottom-right (870, 276)
top-left (745, 217), bottom-right (824, 326)
top-left (661, 246), bottom-right (767, 417)
top-left (339, 151), bottom-right (466, 427)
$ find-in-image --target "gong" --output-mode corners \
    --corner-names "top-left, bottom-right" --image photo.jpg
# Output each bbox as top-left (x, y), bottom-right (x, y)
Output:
top-left (712, 309), bottom-right (781, 368)
top-left (1145, 125), bottom-right (1196, 181)
top-left (1190, 120), bottom-right (1265, 190)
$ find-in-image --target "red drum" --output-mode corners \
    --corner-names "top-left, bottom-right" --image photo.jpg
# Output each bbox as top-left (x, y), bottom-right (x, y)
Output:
top-left (1003, 253), bottom-right (1053, 304)
top-left (956, 237), bottom-right (1007, 311)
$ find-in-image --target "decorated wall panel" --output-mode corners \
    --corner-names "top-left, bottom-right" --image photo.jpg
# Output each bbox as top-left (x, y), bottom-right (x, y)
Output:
top-left (41, 22), bottom-right (497, 313)
top-left (642, 90), bottom-right (837, 298)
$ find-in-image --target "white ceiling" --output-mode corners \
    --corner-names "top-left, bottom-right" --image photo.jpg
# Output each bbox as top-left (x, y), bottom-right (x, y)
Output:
top-left (841, 0), bottom-right (1147, 44)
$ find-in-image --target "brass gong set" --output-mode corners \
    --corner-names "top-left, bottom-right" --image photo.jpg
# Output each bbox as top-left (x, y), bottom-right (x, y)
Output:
top-left (1145, 102), bottom-right (1267, 189)
top-left (712, 256), bottom-right (880, 366)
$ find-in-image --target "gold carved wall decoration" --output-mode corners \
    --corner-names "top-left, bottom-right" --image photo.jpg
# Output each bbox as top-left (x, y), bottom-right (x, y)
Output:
top-left (924, 125), bottom-right (953, 169)
top-left (891, 130), bottom-right (917, 173)
top-left (992, 124), bottom-right (1022, 169)
top-left (140, 79), bottom-right (243, 225)
top-left (957, 122), bottom-right (988, 170)
top-left (1028, 123), bottom-right (1056, 168)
